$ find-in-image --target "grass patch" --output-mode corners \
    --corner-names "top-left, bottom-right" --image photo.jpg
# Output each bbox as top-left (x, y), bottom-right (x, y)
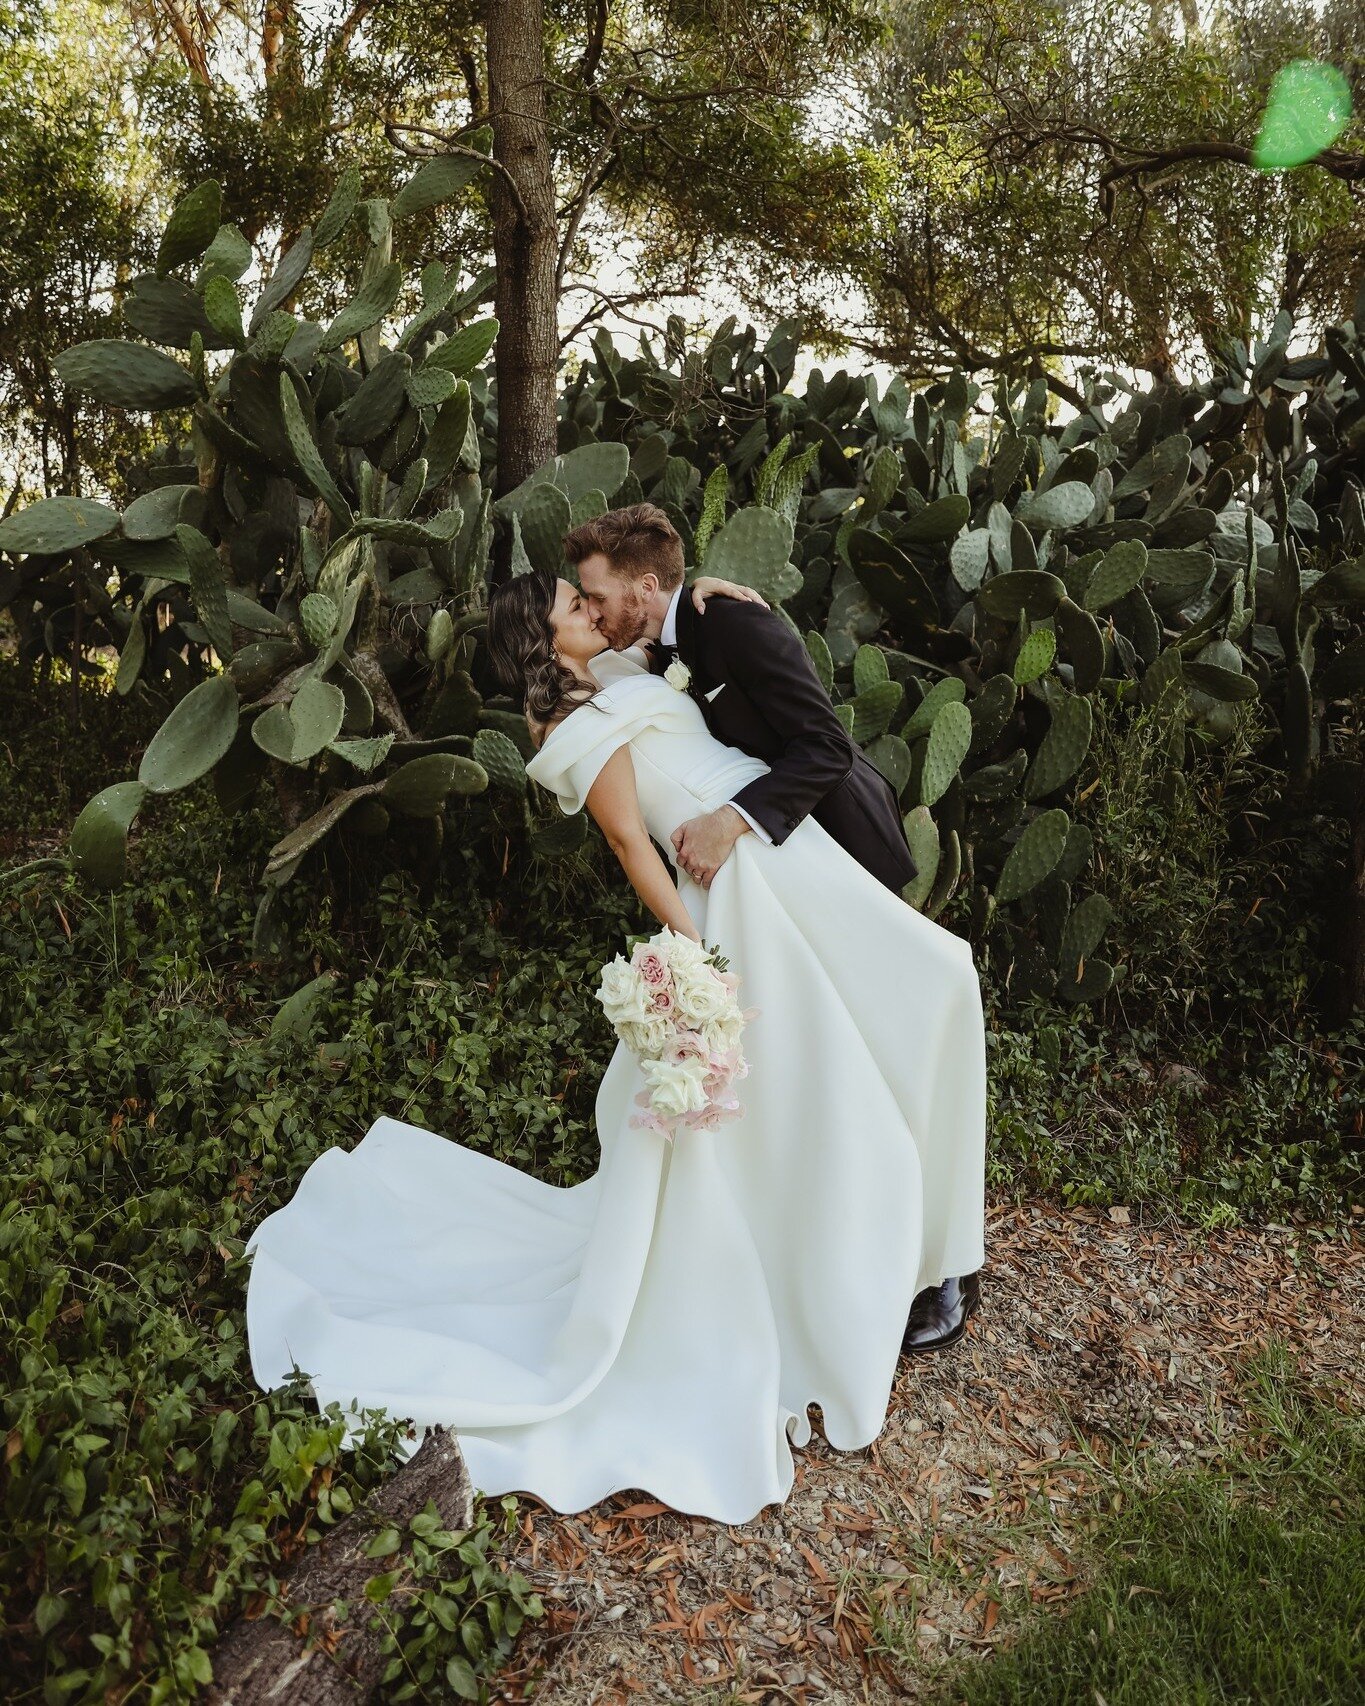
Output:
top-left (926, 1338), bottom-right (1365, 1704)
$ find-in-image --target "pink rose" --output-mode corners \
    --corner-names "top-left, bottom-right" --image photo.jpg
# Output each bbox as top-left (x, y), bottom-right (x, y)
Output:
top-left (629, 1108), bottom-right (675, 1141)
top-left (702, 1044), bottom-right (744, 1098)
top-left (632, 948), bottom-right (670, 988)
top-left (651, 986), bottom-right (675, 1013)
top-left (665, 1030), bottom-right (708, 1066)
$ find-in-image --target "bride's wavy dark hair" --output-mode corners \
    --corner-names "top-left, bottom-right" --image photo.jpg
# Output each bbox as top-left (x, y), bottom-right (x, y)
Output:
top-left (484, 570), bottom-right (603, 736)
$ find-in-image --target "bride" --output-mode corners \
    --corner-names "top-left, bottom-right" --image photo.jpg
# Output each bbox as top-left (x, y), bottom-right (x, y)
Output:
top-left (244, 571), bottom-right (988, 1526)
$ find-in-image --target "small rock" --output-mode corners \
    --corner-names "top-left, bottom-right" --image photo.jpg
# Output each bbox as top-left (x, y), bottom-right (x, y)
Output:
top-left (1158, 1063), bottom-right (1207, 1093)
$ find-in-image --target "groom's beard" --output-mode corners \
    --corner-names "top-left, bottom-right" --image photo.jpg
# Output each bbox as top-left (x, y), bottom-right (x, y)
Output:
top-left (593, 589), bottom-right (650, 651)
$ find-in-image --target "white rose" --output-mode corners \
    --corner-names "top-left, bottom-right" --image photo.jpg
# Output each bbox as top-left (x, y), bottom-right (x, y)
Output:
top-left (700, 1008), bottom-right (745, 1053)
top-left (641, 1054), bottom-right (710, 1118)
top-left (620, 1015), bottom-right (672, 1057)
top-left (664, 659), bottom-right (693, 692)
top-left (673, 965), bottom-right (731, 1026)
top-left (664, 934), bottom-right (708, 975)
top-left (597, 958), bottom-right (651, 1027)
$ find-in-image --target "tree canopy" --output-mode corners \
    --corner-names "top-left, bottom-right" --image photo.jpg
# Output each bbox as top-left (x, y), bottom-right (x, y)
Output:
top-left (0, 0), bottom-right (169, 502)
top-left (117, 0), bottom-right (886, 341)
top-left (847, 0), bottom-right (1365, 395)
top-left (5, 0), bottom-right (1365, 499)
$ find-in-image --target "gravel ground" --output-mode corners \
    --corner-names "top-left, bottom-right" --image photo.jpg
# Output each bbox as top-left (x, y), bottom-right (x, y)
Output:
top-left (485, 1199), bottom-right (1365, 1704)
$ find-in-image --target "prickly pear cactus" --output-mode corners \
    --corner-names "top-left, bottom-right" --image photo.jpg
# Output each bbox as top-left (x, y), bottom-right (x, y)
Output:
top-left (4, 159), bottom-right (540, 932)
top-left (300, 592), bottom-right (337, 650)
top-left (542, 305), bottom-right (1365, 996)
top-left (7, 180), bottom-right (1364, 987)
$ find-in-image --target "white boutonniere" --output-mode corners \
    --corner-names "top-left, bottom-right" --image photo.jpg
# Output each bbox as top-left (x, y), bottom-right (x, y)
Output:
top-left (664, 658), bottom-right (693, 693)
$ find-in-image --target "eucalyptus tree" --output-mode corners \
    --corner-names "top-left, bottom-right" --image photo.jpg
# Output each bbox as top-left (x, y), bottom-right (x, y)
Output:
top-left (117, 0), bottom-right (888, 491)
top-left (849, 0), bottom-right (1365, 398)
top-left (0, 0), bottom-right (166, 506)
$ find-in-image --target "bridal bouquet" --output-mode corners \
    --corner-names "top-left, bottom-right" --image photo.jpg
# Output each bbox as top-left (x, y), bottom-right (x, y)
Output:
top-left (595, 926), bottom-right (755, 1140)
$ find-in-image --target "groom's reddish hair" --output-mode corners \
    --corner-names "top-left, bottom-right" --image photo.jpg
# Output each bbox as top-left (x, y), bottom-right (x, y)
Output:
top-left (562, 502), bottom-right (685, 591)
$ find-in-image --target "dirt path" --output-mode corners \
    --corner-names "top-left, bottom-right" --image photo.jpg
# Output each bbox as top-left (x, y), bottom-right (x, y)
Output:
top-left (485, 1200), bottom-right (1365, 1704)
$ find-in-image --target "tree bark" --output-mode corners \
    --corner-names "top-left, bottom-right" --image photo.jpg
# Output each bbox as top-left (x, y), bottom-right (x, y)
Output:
top-left (484, 0), bottom-right (560, 503)
top-left (205, 1426), bottom-right (475, 1704)
top-left (1341, 787), bottom-right (1365, 1020)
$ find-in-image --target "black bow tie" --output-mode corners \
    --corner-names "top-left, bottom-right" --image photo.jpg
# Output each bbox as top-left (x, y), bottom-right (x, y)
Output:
top-left (649, 639), bottom-right (678, 674)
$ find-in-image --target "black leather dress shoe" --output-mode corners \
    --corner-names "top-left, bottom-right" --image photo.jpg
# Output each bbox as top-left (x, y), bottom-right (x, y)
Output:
top-left (900, 1272), bottom-right (981, 1356)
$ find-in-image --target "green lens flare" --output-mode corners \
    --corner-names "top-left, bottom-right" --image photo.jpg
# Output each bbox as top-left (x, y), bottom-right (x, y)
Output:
top-left (1252, 60), bottom-right (1353, 170)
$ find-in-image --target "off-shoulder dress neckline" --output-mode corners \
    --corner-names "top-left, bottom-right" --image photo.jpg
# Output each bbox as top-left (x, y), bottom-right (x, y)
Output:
top-left (530, 670), bottom-right (661, 756)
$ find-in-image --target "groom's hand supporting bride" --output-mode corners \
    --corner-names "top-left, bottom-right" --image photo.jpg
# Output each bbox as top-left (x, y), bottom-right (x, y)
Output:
top-left (670, 599), bottom-right (855, 886)
top-left (664, 575), bottom-right (768, 885)
top-left (672, 804), bottom-right (751, 888)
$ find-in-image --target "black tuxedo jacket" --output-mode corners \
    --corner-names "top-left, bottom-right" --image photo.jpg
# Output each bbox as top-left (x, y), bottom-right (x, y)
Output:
top-left (648, 593), bottom-right (917, 894)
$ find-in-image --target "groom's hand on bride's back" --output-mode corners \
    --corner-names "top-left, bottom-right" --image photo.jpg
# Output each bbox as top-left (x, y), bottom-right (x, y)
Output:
top-left (688, 575), bottom-right (770, 613)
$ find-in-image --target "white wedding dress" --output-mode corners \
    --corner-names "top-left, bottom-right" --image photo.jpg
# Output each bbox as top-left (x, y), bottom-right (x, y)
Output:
top-left (244, 646), bottom-right (987, 1525)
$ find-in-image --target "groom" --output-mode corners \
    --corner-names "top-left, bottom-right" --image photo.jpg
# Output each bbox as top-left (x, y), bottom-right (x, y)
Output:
top-left (562, 501), bottom-right (980, 1357)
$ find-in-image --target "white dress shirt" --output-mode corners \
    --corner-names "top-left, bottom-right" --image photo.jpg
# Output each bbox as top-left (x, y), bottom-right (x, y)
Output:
top-left (661, 584), bottom-right (773, 844)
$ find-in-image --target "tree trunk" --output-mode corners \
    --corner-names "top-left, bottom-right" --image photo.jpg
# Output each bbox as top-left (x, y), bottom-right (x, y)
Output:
top-left (1341, 786), bottom-right (1365, 1020)
top-left (484, 0), bottom-right (559, 504)
top-left (205, 1425), bottom-right (475, 1704)
top-left (70, 589), bottom-right (82, 721)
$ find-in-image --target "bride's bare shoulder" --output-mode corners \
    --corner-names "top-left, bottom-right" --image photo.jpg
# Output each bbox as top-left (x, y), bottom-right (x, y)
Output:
top-left (527, 705), bottom-right (575, 751)
top-left (528, 678), bottom-right (627, 751)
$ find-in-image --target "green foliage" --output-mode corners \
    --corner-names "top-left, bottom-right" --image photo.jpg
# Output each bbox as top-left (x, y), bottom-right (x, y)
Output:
top-left (1, 775), bottom-right (666, 1700)
top-left (54, 338), bottom-right (200, 408)
top-left (702, 504), bottom-right (802, 601)
top-left (0, 0), bottom-right (162, 516)
top-left (68, 780), bottom-right (147, 888)
top-left (544, 296), bottom-right (1365, 1007)
top-left (855, 0), bottom-right (1365, 389)
top-left (0, 497), bottom-right (120, 555)
top-left (4, 502), bottom-right (1364, 1694)
top-left (0, 159), bottom-right (578, 948)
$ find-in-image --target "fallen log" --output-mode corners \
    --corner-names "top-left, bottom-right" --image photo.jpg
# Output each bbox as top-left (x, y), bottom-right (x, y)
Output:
top-left (206, 1425), bottom-right (473, 1704)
